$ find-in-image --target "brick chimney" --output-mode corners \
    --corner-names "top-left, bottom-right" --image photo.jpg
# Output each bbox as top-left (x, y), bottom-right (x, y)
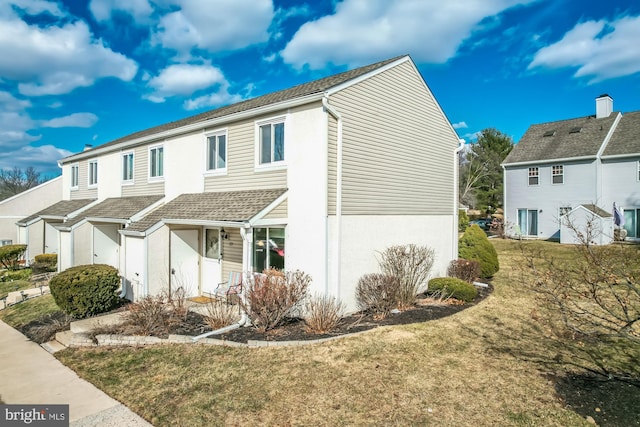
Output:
top-left (596, 94), bottom-right (612, 118)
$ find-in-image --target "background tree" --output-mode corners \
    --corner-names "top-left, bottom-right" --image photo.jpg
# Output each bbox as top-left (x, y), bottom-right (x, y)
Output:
top-left (459, 128), bottom-right (513, 212)
top-left (0, 167), bottom-right (45, 200)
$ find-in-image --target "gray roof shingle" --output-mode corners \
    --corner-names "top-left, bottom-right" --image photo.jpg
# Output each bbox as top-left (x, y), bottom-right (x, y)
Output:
top-left (126, 188), bottom-right (287, 233)
top-left (581, 204), bottom-right (612, 218)
top-left (61, 195), bottom-right (164, 229)
top-left (65, 55), bottom-right (405, 160)
top-left (602, 111), bottom-right (640, 157)
top-left (17, 199), bottom-right (96, 226)
top-left (503, 113), bottom-right (619, 165)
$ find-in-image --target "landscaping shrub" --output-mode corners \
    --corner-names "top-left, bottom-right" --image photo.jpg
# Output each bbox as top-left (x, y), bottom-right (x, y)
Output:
top-left (0, 244), bottom-right (26, 270)
top-left (1, 268), bottom-right (31, 282)
top-left (49, 264), bottom-right (120, 318)
top-left (356, 273), bottom-right (400, 319)
top-left (204, 299), bottom-right (239, 330)
top-left (458, 224), bottom-right (499, 278)
top-left (304, 294), bottom-right (344, 334)
top-left (121, 294), bottom-right (169, 336)
top-left (447, 258), bottom-right (481, 283)
top-left (241, 268), bottom-right (311, 332)
top-left (32, 254), bottom-right (57, 273)
top-left (378, 244), bottom-right (435, 309)
top-left (428, 277), bottom-right (478, 303)
top-left (459, 209), bottom-right (469, 232)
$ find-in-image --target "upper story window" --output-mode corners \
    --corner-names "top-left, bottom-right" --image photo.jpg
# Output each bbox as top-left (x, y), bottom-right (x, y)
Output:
top-left (637, 161), bottom-right (640, 181)
top-left (122, 152), bottom-right (134, 183)
top-left (71, 164), bottom-right (79, 189)
top-left (559, 206), bottom-right (572, 217)
top-left (552, 165), bottom-right (564, 184)
top-left (257, 118), bottom-right (285, 166)
top-left (88, 160), bottom-right (98, 187)
top-left (149, 145), bottom-right (164, 179)
top-left (528, 167), bottom-right (539, 186)
top-left (206, 131), bottom-right (227, 173)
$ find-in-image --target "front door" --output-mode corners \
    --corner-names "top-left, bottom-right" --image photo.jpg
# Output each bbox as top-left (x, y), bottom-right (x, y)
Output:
top-left (202, 228), bottom-right (222, 295)
top-left (170, 229), bottom-right (200, 297)
top-left (93, 224), bottom-right (119, 268)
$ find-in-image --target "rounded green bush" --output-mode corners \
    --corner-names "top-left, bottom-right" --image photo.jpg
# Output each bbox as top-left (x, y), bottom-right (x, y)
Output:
top-left (49, 264), bottom-right (120, 318)
top-left (458, 224), bottom-right (499, 278)
top-left (428, 277), bottom-right (478, 302)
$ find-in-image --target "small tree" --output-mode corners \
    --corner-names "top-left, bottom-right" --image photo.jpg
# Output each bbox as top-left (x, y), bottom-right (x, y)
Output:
top-left (458, 224), bottom-right (499, 278)
top-left (0, 244), bottom-right (27, 270)
top-left (378, 244), bottom-right (435, 309)
top-left (458, 209), bottom-right (469, 232)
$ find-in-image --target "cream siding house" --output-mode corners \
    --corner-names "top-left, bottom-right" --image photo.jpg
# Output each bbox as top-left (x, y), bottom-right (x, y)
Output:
top-left (50, 55), bottom-right (460, 312)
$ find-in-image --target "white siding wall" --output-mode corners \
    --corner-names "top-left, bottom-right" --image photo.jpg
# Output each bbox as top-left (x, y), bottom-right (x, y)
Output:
top-left (504, 160), bottom-right (598, 239)
top-left (73, 222), bottom-right (93, 266)
top-left (98, 152), bottom-right (123, 199)
top-left (146, 226), bottom-right (170, 296)
top-left (70, 160), bottom-right (98, 200)
top-left (601, 158), bottom-right (640, 211)
top-left (165, 133), bottom-right (204, 200)
top-left (122, 145), bottom-right (165, 197)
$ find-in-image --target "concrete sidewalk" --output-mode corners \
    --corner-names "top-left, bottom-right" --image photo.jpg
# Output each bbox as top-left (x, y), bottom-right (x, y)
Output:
top-left (0, 320), bottom-right (152, 426)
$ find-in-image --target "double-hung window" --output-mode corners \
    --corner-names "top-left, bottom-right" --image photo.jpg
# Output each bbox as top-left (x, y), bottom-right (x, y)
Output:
top-left (206, 131), bottom-right (227, 173)
top-left (88, 160), bottom-right (98, 187)
top-left (552, 165), bottom-right (563, 184)
top-left (71, 164), bottom-right (79, 189)
top-left (257, 118), bottom-right (285, 166)
top-left (149, 145), bottom-right (164, 179)
top-left (122, 152), bottom-right (134, 183)
top-left (528, 167), bottom-right (539, 186)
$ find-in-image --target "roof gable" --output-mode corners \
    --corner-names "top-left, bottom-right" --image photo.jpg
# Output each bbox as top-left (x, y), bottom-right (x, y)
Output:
top-left (17, 198), bottom-right (96, 226)
top-left (60, 195), bottom-right (164, 229)
top-left (602, 111), bottom-right (640, 157)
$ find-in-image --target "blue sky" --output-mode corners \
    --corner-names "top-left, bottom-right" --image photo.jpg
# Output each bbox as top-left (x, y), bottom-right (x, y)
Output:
top-left (1, 0), bottom-right (640, 177)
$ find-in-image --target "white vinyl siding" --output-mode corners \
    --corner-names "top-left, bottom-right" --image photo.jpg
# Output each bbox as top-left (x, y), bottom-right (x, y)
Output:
top-left (328, 60), bottom-right (458, 215)
top-left (221, 228), bottom-right (243, 283)
top-left (328, 114), bottom-right (338, 215)
top-left (69, 161), bottom-right (98, 200)
top-left (122, 145), bottom-right (164, 197)
top-left (263, 199), bottom-right (288, 219)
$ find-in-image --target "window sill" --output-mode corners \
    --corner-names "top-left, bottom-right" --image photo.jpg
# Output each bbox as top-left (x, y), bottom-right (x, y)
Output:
top-left (255, 162), bottom-right (287, 172)
top-left (204, 169), bottom-right (228, 177)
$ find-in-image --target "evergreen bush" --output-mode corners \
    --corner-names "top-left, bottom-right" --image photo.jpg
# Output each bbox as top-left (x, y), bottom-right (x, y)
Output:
top-left (428, 277), bottom-right (478, 303)
top-left (49, 264), bottom-right (120, 318)
top-left (458, 209), bottom-right (469, 232)
top-left (458, 224), bottom-right (499, 278)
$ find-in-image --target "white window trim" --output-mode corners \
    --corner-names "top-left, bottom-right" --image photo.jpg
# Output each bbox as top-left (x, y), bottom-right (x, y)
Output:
top-left (637, 160), bottom-right (640, 182)
top-left (527, 167), bottom-right (539, 186)
top-left (70, 163), bottom-right (79, 190)
top-left (87, 159), bottom-right (98, 188)
top-left (148, 144), bottom-right (165, 182)
top-left (255, 115), bottom-right (287, 171)
top-left (122, 151), bottom-right (134, 185)
top-left (552, 164), bottom-right (564, 185)
top-left (203, 129), bottom-right (228, 177)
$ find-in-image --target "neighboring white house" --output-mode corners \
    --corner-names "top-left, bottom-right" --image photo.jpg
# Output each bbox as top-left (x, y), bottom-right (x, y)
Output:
top-left (0, 176), bottom-right (63, 250)
top-left (502, 94), bottom-right (640, 243)
top-left (31, 55), bottom-right (461, 311)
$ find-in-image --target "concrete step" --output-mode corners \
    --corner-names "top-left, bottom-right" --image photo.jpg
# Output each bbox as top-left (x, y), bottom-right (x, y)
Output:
top-left (70, 312), bottom-right (125, 334)
top-left (5, 287), bottom-right (49, 305)
top-left (41, 339), bottom-right (67, 354)
top-left (55, 330), bottom-right (75, 347)
top-left (55, 330), bottom-right (95, 347)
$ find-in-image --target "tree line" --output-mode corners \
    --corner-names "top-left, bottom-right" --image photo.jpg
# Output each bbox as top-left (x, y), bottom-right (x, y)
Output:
top-left (0, 167), bottom-right (47, 201)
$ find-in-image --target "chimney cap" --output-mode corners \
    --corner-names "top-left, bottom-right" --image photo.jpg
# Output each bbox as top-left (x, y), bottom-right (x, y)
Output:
top-left (83, 144), bottom-right (93, 151)
top-left (597, 93), bottom-right (611, 98)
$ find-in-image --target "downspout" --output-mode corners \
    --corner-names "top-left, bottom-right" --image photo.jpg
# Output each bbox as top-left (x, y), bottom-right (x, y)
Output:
top-left (502, 163), bottom-right (508, 237)
top-left (322, 96), bottom-right (343, 299)
top-left (193, 227), bottom-right (250, 341)
top-left (454, 139), bottom-right (464, 259)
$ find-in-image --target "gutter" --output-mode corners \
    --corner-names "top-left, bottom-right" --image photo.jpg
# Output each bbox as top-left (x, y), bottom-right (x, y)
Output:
top-left (322, 96), bottom-right (343, 299)
top-left (502, 155), bottom-right (597, 168)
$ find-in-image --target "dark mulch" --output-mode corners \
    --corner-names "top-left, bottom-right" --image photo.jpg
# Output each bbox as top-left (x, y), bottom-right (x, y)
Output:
top-left (192, 284), bottom-right (493, 343)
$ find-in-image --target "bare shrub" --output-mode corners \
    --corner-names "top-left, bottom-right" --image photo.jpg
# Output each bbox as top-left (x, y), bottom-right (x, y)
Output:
top-left (304, 294), bottom-right (344, 334)
top-left (378, 244), bottom-right (435, 309)
top-left (121, 294), bottom-right (169, 336)
top-left (165, 286), bottom-right (189, 321)
top-left (356, 273), bottom-right (400, 319)
top-left (241, 269), bottom-right (311, 332)
top-left (447, 258), bottom-right (481, 283)
top-left (204, 299), bottom-right (239, 330)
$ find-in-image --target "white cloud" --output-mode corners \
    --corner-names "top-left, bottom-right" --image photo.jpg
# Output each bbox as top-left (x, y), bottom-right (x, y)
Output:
top-left (154, 0), bottom-right (273, 56)
top-left (452, 121), bottom-right (468, 129)
top-left (281, 0), bottom-right (534, 69)
top-left (146, 62), bottom-right (241, 108)
top-left (0, 111), bottom-right (38, 147)
top-left (0, 144), bottom-right (71, 174)
top-left (41, 113), bottom-right (99, 128)
top-left (0, 0), bottom-right (65, 17)
top-left (0, 91), bottom-right (31, 111)
top-left (528, 15), bottom-right (640, 83)
top-left (0, 18), bottom-right (138, 96)
top-left (89, 0), bottom-right (154, 23)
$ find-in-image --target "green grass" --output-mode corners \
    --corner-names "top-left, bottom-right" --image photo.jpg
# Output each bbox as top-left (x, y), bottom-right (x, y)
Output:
top-left (0, 294), bottom-right (61, 328)
top-left (0, 279), bottom-right (32, 300)
top-left (56, 240), bottom-right (640, 426)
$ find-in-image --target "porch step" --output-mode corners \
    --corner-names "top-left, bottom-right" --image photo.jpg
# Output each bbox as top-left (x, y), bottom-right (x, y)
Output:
top-left (55, 330), bottom-right (75, 347)
top-left (55, 330), bottom-right (94, 347)
top-left (41, 339), bottom-right (67, 354)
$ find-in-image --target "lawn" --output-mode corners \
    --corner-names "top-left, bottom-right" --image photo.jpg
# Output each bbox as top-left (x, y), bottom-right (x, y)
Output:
top-left (56, 240), bottom-right (639, 426)
top-left (0, 294), bottom-right (61, 328)
top-left (0, 279), bottom-right (31, 301)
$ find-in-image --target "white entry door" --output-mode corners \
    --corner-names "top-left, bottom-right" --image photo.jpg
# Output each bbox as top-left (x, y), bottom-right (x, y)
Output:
top-left (93, 224), bottom-right (120, 268)
top-left (170, 229), bottom-right (200, 297)
top-left (44, 221), bottom-right (59, 254)
top-left (202, 228), bottom-right (222, 295)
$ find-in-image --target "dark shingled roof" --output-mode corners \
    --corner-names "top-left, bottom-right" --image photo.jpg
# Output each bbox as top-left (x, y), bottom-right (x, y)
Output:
top-left (62, 195), bottom-right (164, 228)
top-left (602, 111), bottom-right (640, 157)
top-left (17, 199), bottom-right (96, 226)
top-left (66, 55), bottom-right (405, 158)
top-left (503, 113), bottom-right (619, 164)
top-left (126, 188), bottom-right (287, 233)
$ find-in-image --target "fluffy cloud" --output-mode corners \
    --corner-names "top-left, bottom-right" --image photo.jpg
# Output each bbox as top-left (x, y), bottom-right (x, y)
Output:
top-left (154, 0), bottom-right (273, 56)
top-left (0, 0), bottom-right (65, 17)
top-left (146, 63), bottom-right (241, 108)
top-left (0, 15), bottom-right (138, 96)
top-left (452, 121), bottom-right (468, 129)
top-left (89, 0), bottom-right (154, 22)
top-left (0, 144), bottom-right (71, 174)
top-left (281, 0), bottom-right (534, 69)
top-left (41, 113), bottom-right (99, 128)
top-left (528, 15), bottom-right (640, 83)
